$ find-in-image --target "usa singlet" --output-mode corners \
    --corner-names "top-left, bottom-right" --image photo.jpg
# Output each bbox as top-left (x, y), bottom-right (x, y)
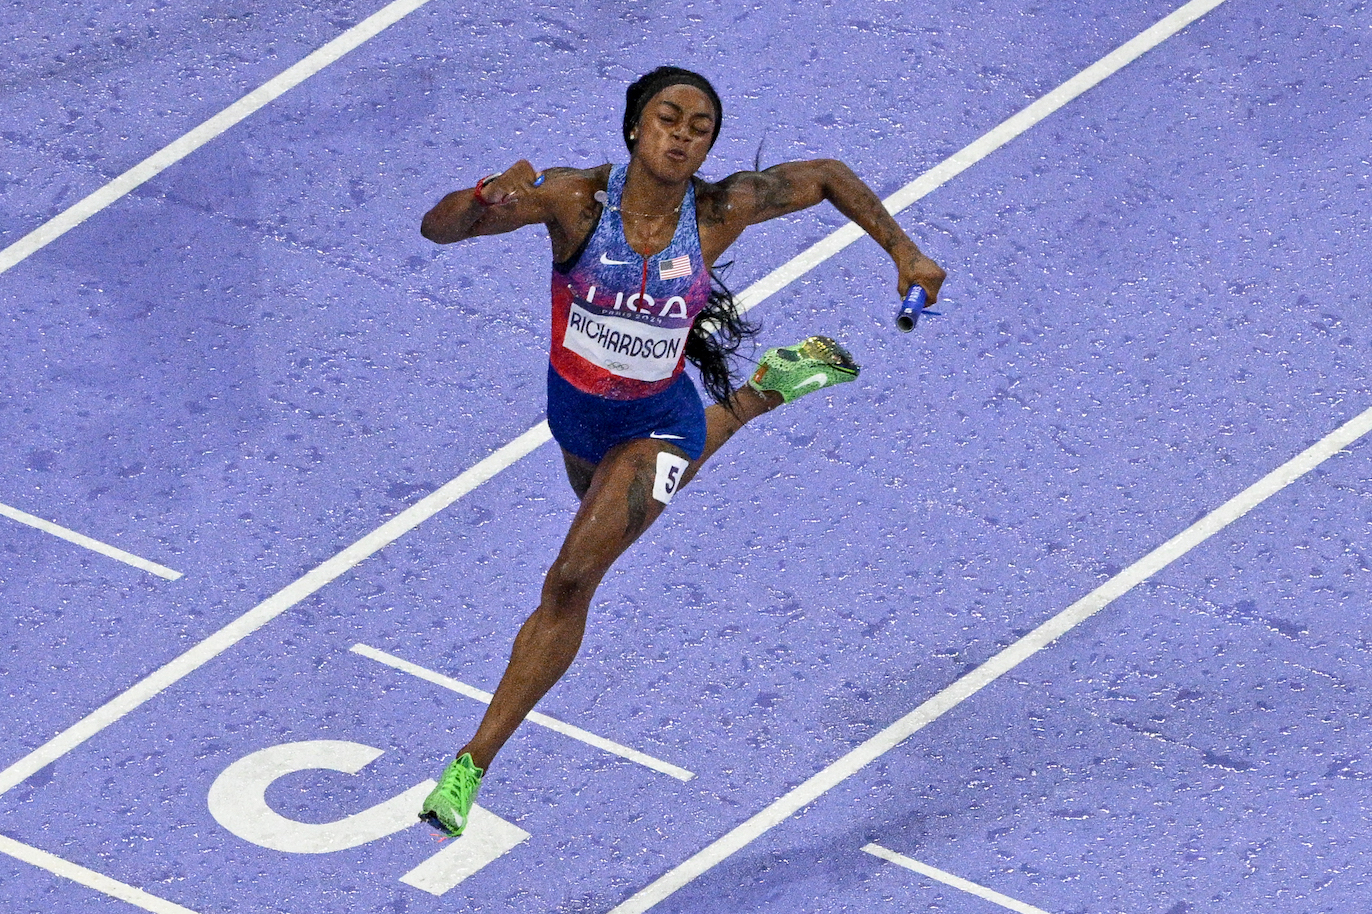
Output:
top-left (550, 165), bottom-right (712, 399)
top-left (546, 165), bottom-right (712, 464)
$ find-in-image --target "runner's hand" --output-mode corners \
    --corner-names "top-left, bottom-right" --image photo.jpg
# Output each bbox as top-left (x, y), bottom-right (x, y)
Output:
top-left (480, 160), bottom-right (542, 206)
top-left (897, 249), bottom-right (946, 305)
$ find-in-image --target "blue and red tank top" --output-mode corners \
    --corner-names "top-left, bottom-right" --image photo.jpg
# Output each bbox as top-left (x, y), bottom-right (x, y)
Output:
top-left (550, 164), bottom-right (712, 400)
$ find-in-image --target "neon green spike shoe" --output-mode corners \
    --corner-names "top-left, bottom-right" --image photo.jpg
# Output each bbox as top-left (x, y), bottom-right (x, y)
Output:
top-left (748, 336), bottom-right (860, 404)
top-left (419, 753), bottom-right (483, 837)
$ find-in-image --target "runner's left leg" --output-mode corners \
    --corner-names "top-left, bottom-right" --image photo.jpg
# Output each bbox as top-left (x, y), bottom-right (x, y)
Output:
top-left (559, 383), bottom-right (782, 502)
top-left (675, 384), bottom-right (781, 491)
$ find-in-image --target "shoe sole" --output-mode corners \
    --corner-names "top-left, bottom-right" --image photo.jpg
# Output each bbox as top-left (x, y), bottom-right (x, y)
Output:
top-left (751, 337), bottom-right (860, 403)
top-left (801, 336), bottom-right (859, 375)
top-left (419, 809), bottom-right (464, 838)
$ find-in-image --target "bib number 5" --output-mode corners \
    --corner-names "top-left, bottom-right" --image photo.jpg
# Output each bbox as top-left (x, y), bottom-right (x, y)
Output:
top-left (652, 451), bottom-right (690, 504)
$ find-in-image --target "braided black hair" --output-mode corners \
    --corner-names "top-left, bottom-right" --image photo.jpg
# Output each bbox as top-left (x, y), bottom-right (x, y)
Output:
top-left (686, 263), bottom-right (760, 407)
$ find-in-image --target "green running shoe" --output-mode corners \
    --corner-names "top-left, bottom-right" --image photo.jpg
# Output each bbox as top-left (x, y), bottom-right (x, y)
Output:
top-left (748, 336), bottom-right (860, 404)
top-left (419, 753), bottom-right (483, 837)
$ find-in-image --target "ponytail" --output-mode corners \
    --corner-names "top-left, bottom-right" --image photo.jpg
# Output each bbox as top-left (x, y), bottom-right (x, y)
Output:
top-left (686, 265), bottom-right (760, 407)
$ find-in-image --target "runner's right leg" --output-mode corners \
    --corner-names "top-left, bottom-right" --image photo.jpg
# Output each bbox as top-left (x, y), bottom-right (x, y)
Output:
top-left (422, 436), bottom-right (681, 835)
top-left (456, 436), bottom-right (681, 769)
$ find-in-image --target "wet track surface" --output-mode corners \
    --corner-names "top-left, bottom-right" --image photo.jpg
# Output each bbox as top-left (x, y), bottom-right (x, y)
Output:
top-left (2, 2), bottom-right (1370, 912)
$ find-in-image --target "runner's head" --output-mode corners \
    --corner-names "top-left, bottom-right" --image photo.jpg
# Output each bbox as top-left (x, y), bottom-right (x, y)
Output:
top-left (623, 66), bottom-right (723, 154)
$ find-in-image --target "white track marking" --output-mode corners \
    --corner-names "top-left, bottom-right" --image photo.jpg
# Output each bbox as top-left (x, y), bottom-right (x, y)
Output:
top-left (0, 0), bottom-right (1352, 908)
top-left (0, 0), bottom-right (1250, 810)
top-left (0, 833), bottom-right (202, 914)
top-left (0, 0), bottom-right (1287, 882)
top-left (733, 0), bottom-right (1233, 317)
top-left (0, 0), bottom-right (435, 276)
top-left (863, 844), bottom-right (1053, 914)
top-left (351, 644), bottom-right (695, 782)
top-left (604, 404), bottom-right (1372, 914)
top-left (0, 500), bottom-right (181, 580)
top-left (0, 423), bottom-right (551, 797)
top-left (400, 804), bottom-right (531, 896)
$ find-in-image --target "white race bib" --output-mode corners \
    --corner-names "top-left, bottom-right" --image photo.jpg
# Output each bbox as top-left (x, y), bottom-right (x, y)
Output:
top-left (563, 302), bottom-right (689, 382)
top-left (653, 451), bottom-right (690, 505)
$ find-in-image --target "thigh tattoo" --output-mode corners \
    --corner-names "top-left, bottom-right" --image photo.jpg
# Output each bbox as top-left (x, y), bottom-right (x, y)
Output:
top-left (624, 458), bottom-right (654, 541)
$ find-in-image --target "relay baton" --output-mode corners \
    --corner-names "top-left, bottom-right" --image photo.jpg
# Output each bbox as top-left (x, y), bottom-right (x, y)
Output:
top-left (895, 285), bottom-right (928, 332)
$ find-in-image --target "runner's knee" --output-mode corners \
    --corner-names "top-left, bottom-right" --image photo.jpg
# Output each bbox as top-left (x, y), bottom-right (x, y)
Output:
top-left (541, 556), bottom-right (601, 614)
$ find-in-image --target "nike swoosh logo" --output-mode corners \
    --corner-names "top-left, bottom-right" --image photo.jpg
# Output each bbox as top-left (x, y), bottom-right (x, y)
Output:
top-left (649, 432), bottom-right (685, 440)
top-left (600, 253), bottom-right (635, 266)
top-left (794, 373), bottom-right (829, 393)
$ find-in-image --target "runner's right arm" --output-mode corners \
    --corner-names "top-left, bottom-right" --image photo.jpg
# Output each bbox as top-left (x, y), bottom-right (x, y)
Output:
top-left (420, 163), bottom-right (602, 258)
top-left (420, 160), bottom-right (547, 243)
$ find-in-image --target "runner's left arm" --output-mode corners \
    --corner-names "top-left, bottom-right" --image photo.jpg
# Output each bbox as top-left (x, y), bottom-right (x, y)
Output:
top-left (711, 160), bottom-right (945, 303)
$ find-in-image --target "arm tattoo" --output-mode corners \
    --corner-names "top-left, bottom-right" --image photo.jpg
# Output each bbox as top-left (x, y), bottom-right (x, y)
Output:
top-left (697, 180), bottom-right (731, 228)
top-left (701, 171), bottom-right (799, 230)
top-left (756, 172), bottom-right (796, 220)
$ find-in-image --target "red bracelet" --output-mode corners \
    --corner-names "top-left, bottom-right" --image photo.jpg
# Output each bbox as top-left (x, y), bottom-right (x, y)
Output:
top-left (473, 173), bottom-right (500, 206)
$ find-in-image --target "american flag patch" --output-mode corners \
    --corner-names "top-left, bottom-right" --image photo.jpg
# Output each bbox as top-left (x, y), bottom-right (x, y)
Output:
top-left (658, 254), bottom-right (692, 280)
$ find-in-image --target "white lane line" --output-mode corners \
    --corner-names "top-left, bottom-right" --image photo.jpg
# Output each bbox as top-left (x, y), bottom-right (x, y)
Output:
top-left (601, 396), bottom-right (1371, 914)
top-left (0, 423), bottom-right (552, 797)
top-left (0, 500), bottom-right (182, 581)
top-left (732, 0), bottom-right (1233, 318)
top-left (863, 843), bottom-right (1053, 914)
top-left (351, 644), bottom-right (694, 782)
top-left (0, 0), bottom-right (435, 276)
top-left (0, 833), bottom-right (202, 914)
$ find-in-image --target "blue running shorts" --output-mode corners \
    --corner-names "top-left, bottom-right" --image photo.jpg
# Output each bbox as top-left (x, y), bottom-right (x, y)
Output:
top-left (546, 363), bottom-right (707, 465)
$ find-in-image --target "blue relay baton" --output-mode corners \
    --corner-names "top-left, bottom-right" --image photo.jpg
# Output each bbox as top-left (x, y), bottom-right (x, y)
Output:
top-left (895, 285), bottom-right (928, 332)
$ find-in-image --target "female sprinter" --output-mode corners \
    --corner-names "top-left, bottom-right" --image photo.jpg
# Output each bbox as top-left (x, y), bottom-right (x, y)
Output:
top-left (417, 66), bottom-right (945, 836)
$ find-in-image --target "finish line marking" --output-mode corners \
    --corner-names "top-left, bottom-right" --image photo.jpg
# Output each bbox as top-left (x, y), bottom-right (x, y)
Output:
top-left (0, 0), bottom-right (436, 276)
top-left (351, 643), bottom-right (695, 782)
top-left (0, 500), bottom-right (182, 581)
top-left (863, 843), bottom-right (1052, 914)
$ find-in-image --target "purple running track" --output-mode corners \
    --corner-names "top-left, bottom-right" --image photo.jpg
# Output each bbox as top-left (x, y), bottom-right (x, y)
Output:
top-left (2, 1), bottom-right (1369, 912)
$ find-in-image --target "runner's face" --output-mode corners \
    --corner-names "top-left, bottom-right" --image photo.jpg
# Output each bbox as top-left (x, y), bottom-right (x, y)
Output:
top-left (632, 85), bottom-right (716, 179)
